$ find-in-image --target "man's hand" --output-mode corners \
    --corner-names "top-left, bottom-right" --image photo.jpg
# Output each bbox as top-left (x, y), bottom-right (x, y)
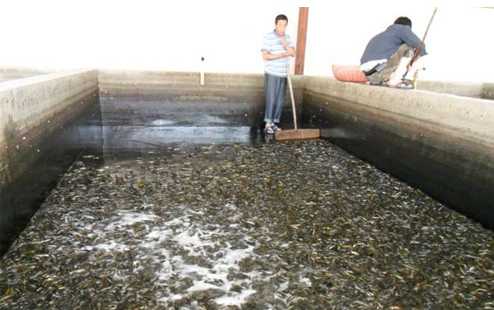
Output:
top-left (262, 51), bottom-right (289, 60)
top-left (280, 36), bottom-right (289, 50)
top-left (286, 47), bottom-right (296, 57)
top-left (279, 36), bottom-right (295, 57)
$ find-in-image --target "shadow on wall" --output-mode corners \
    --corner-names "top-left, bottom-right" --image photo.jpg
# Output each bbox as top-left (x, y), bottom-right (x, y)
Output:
top-left (0, 98), bottom-right (103, 256)
top-left (2, 117), bottom-right (16, 183)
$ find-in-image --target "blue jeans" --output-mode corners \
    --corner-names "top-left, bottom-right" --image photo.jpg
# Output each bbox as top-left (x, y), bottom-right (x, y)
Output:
top-left (264, 73), bottom-right (286, 124)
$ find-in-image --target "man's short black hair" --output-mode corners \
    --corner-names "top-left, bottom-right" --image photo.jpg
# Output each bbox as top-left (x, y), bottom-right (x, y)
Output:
top-left (394, 16), bottom-right (412, 28)
top-left (275, 14), bottom-right (288, 24)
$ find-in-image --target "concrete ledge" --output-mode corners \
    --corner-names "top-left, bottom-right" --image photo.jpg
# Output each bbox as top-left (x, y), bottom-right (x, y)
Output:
top-left (99, 70), bottom-right (304, 98)
top-left (304, 77), bottom-right (494, 144)
top-left (416, 80), bottom-right (484, 98)
top-left (303, 77), bottom-right (494, 228)
top-left (0, 67), bottom-right (49, 83)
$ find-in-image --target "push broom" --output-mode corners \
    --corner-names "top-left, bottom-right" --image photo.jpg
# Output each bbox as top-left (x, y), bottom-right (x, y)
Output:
top-left (410, 7), bottom-right (438, 86)
top-left (275, 71), bottom-right (320, 141)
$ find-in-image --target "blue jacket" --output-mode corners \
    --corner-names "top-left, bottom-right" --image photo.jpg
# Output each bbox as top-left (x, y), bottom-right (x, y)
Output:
top-left (360, 24), bottom-right (427, 64)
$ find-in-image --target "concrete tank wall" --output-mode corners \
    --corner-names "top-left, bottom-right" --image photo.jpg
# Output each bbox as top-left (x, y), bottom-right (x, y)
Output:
top-left (0, 70), bottom-right (101, 254)
top-left (302, 77), bottom-right (494, 229)
top-left (97, 71), bottom-right (305, 150)
top-left (98, 70), bottom-right (305, 127)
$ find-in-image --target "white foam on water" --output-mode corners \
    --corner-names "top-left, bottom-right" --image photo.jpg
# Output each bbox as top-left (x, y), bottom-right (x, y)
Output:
top-left (142, 227), bottom-right (172, 249)
top-left (278, 281), bottom-right (289, 292)
top-left (300, 277), bottom-right (312, 287)
top-left (151, 207), bottom-right (260, 306)
top-left (165, 217), bottom-right (188, 227)
top-left (173, 230), bottom-right (215, 256)
top-left (83, 241), bottom-right (129, 252)
top-left (73, 206), bottom-right (263, 306)
top-left (105, 211), bottom-right (158, 230)
top-left (215, 288), bottom-right (257, 306)
top-left (187, 281), bottom-right (220, 292)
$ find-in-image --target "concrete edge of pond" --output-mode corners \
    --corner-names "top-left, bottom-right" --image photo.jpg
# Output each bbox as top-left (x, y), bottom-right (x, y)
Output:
top-left (416, 80), bottom-right (484, 98)
top-left (417, 80), bottom-right (494, 100)
top-left (98, 70), bottom-right (306, 90)
top-left (0, 67), bottom-right (51, 83)
top-left (304, 77), bottom-right (494, 143)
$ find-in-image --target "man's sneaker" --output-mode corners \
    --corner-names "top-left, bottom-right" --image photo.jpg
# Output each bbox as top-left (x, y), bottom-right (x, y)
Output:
top-left (272, 124), bottom-right (282, 133)
top-left (265, 124), bottom-right (274, 135)
top-left (388, 79), bottom-right (414, 89)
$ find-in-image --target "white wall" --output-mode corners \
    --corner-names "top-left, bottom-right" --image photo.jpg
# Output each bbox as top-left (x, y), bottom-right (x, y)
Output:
top-left (1, 0), bottom-right (493, 82)
top-left (306, 2), bottom-right (494, 82)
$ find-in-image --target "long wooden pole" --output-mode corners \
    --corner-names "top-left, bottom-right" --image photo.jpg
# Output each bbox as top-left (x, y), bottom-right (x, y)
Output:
top-left (411, 7), bottom-right (438, 65)
top-left (287, 74), bottom-right (298, 130)
top-left (294, 7), bottom-right (309, 75)
top-left (411, 7), bottom-right (438, 85)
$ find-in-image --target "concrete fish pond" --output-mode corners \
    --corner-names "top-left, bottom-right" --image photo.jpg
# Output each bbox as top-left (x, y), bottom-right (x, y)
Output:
top-left (1, 141), bottom-right (493, 309)
top-left (1, 70), bottom-right (494, 309)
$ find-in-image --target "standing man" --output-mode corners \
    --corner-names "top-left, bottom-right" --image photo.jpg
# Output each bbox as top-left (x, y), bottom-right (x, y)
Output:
top-left (261, 14), bottom-right (296, 134)
top-left (360, 17), bottom-right (427, 88)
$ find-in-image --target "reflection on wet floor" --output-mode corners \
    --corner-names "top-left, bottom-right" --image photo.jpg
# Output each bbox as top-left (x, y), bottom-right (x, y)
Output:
top-left (1, 140), bottom-right (493, 309)
top-left (98, 108), bottom-right (271, 152)
top-left (102, 126), bottom-right (261, 149)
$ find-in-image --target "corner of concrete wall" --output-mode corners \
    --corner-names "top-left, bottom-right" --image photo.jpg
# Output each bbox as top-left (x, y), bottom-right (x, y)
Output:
top-left (482, 83), bottom-right (494, 100)
top-left (0, 70), bottom-right (99, 186)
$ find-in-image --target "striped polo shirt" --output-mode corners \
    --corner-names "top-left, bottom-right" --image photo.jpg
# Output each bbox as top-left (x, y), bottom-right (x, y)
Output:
top-left (261, 30), bottom-right (294, 77)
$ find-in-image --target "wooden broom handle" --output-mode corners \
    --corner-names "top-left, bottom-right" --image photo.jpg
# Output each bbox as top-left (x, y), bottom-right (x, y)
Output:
top-left (411, 7), bottom-right (438, 65)
top-left (287, 74), bottom-right (298, 130)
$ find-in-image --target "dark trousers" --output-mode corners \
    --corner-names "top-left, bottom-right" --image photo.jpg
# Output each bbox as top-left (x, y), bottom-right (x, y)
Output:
top-left (264, 73), bottom-right (286, 124)
top-left (367, 44), bottom-right (415, 85)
